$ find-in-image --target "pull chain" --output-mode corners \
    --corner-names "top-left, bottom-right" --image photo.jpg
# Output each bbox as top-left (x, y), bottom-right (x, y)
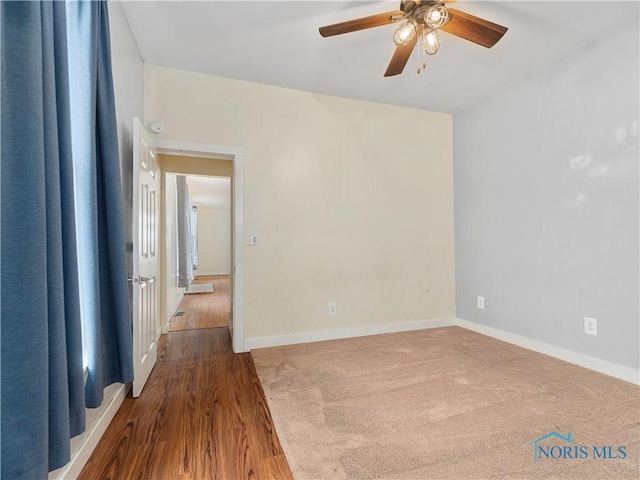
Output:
top-left (417, 31), bottom-right (427, 74)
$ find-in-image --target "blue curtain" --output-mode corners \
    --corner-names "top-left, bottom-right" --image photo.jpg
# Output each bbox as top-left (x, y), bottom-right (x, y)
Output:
top-left (66, 0), bottom-right (133, 409)
top-left (1, 1), bottom-right (85, 477)
top-left (1, 0), bottom-right (133, 477)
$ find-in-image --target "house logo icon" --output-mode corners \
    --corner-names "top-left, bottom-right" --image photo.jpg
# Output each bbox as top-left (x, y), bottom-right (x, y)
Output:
top-left (528, 432), bottom-right (628, 461)
top-left (529, 432), bottom-right (575, 461)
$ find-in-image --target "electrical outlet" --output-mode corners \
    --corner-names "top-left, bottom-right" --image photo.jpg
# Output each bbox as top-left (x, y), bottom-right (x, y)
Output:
top-left (584, 317), bottom-right (597, 336)
top-left (246, 235), bottom-right (258, 246)
top-left (477, 296), bottom-right (485, 309)
top-left (328, 302), bottom-right (337, 315)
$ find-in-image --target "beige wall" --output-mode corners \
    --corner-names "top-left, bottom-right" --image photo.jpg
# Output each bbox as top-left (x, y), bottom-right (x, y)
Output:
top-left (146, 64), bottom-right (455, 340)
top-left (159, 154), bottom-right (232, 177)
top-left (194, 206), bottom-right (232, 275)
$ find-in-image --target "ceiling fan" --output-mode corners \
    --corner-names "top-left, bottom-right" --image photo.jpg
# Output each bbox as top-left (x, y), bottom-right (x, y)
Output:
top-left (319, 0), bottom-right (508, 76)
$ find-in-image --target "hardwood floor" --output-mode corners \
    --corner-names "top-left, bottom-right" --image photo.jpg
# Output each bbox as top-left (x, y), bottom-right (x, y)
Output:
top-left (170, 275), bottom-right (231, 331)
top-left (78, 327), bottom-right (293, 479)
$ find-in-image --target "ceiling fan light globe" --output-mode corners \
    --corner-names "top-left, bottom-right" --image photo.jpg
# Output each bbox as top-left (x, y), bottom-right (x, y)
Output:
top-left (422, 28), bottom-right (440, 55)
top-left (424, 4), bottom-right (449, 29)
top-left (393, 19), bottom-right (417, 46)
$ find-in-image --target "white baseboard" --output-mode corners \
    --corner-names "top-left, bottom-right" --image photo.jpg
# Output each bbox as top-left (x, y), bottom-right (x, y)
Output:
top-left (167, 292), bottom-right (184, 323)
top-left (246, 316), bottom-right (638, 385)
top-left (245, 317), bottom-right (457, 351)
top-left (456, 318), bottom-right (640, 385)
top-left (194, 271), bottom-right (230, 276)
top-left (52, 383), bottom-right (130, 480)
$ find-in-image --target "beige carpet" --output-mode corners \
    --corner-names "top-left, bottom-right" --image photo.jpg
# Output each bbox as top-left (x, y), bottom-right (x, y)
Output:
top-left (252, 326), bottom-right (639, 479)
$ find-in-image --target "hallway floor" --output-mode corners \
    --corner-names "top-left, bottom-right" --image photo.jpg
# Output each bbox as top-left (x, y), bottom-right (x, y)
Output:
top-left (79, 324), bottom-right (292, 478)
top-left (170, 275), bottom-right (231, 331)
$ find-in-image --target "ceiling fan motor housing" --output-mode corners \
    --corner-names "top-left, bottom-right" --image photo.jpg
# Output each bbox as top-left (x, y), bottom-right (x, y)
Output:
top-left (403, 1), bottom-right (450, 28)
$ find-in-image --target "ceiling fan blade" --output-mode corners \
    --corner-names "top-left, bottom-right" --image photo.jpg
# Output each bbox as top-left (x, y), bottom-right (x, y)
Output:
top-left (319, 10), bottom-right (403, 37)
top-left (440, 8), bottom-right (508, 48)
top-left (384, 26), bottom-right (420, 77)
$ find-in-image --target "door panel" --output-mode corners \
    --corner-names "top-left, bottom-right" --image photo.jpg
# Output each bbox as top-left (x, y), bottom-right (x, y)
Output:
top-left (132, 118), bottom-right (159, 397)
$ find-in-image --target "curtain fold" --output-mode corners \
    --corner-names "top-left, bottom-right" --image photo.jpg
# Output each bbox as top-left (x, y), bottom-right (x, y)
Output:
top-left (1, 0), bottom-right (133, 476)
top-left (177, 175), bottom-right (194, 288)
top-left (66, 0), bottom-right (133, 408)
top-left (1, 1), bottom-right (85, 477)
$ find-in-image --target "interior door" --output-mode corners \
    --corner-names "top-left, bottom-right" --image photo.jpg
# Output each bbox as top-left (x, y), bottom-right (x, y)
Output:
top-left (132, 118), bottom-right (159, 397)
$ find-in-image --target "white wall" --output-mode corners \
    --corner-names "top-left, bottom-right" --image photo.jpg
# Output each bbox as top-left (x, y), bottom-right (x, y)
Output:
top-left (49, 2), bottom-right (144, 478)
top-left (109, 2), bottom-right (144, 278)
top-left (194, 205), bottom-right (231, 275)
top-left (164, 173), bottom-right (185, 321)
top-left (453, 19), bottom-right (639, 370)
top-left (145, 65), bottom-right (455, 340)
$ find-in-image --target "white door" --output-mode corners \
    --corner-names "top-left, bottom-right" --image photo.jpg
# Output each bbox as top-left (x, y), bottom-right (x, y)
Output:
top-left (132, 118), bottom-right (159, 397)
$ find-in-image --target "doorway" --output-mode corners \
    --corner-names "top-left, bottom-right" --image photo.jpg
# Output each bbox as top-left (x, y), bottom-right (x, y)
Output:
top-left (154, 138), bottom-right (245, 353)
top-left (169, 174), bottom-right (232, 333)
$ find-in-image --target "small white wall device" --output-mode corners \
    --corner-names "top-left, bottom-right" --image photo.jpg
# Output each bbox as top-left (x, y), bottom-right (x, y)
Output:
top-left (148, 121), bottom-right (165, 135)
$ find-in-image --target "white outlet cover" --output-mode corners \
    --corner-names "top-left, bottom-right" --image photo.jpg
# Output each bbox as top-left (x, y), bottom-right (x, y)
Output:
top-left (584, 317), bottom-right (598, 336)
top-left (477, 296), bottom-right (485, 309)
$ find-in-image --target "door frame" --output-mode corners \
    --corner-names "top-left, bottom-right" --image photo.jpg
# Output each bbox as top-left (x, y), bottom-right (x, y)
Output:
top-left (154, 138), bottom-right (246, 353)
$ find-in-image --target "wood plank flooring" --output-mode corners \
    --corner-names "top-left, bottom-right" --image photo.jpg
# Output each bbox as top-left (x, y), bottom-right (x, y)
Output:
top-left (78, 327), bottom-right (293, 480)
top-left (170, 275), bottom-right (231, 331)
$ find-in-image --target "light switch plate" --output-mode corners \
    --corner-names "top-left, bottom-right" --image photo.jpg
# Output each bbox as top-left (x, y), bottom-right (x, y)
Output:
top-left (246, 235), bottom-right (258, 246)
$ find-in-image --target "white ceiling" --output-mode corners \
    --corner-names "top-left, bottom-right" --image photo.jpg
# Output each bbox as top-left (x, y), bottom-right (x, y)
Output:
top-left (186, 175), bottom-right (231, 208)
top-left (121, 1), bottom-right (639, 113)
